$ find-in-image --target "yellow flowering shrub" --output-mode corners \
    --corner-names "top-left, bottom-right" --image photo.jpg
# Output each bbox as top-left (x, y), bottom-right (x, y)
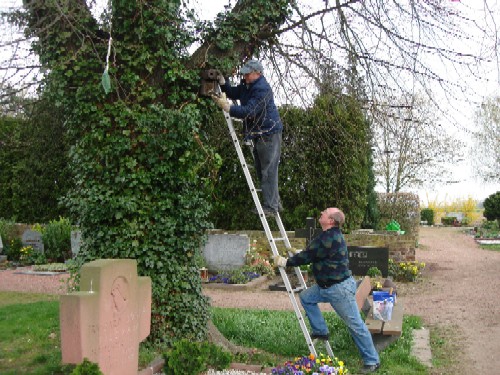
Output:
top-left (388, 259), bottom-right (425, 282)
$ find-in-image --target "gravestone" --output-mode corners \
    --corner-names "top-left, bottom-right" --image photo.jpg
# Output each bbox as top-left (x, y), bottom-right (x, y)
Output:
top-left (202, 234), bottom-right (249, 272)
top-left (71, 230), bottom-right (82, 257)
top-left (295, 217), bottom-right (323, 246)
top-left (60, 259), bottom-right (151, 375)
top-left (348, 246), bottom-right (389, 277)
top-left (21, 229), bottom-right (44, 252)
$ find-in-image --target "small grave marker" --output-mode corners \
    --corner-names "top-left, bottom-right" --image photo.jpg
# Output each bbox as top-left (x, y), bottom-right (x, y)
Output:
top-left (60, 259), bottom-right (151, 375)
top-left (0, 235), bottom-right (5, 262)
top-left (295, 217), bottom-right (323, 246)
top-left (348, 246), bottom-right (389, 277)
top-left (71, 230), bottom-right (82, 258)
top-left (21, 229), bottom-right (44, 252)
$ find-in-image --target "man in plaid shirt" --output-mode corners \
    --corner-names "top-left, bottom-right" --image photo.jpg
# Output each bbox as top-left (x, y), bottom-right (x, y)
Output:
top-left (273, 207), bottom-right (380, 373)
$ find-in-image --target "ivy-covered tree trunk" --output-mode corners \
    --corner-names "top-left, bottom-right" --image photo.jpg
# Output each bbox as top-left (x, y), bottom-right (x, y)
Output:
top-left (18, 0), bottom-right (291, 344)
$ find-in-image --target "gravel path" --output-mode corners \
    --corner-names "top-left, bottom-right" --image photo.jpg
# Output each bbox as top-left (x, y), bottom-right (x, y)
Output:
top-left (1, 227), bottom-right (499, 374)
top-left (401, 227), bottom-right (500, 374)
top-left (0, 267), bottom-right (69, 294)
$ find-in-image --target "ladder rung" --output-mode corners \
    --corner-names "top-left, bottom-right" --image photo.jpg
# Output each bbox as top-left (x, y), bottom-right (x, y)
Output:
top-left (273, 237), bottom-right (286, 242)
top-left (312, 338), bottom-right (329, 343)
top-left (292, 286), bottom-right (306, 293)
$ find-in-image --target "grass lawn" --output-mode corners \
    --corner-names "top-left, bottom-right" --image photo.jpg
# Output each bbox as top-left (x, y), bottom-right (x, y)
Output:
top-left (211, 307), bottom-right (428, 374)
top-left (0, 293), bottom-right (72, 374)
top-left (479, 243), bottom-right (500, 251)
top-left (0, 291), bottom-right (437, 374)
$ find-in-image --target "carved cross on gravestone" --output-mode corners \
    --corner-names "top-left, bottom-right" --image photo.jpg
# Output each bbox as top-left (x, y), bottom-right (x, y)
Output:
top-left (295, 217), bottom-right (323, 246)
top-left (60, 259), bottom-right (151, 375)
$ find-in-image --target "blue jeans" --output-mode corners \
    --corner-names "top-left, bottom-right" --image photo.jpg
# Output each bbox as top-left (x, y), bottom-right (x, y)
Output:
top-left (299, 277), bottom-right (380, 366)
top-left (253, 131), bottom-right (281, 211)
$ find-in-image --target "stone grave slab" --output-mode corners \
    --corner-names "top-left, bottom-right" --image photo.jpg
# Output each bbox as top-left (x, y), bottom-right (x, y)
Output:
top-left (60, 259), bottom-right (151, 375)
top-left (348, 246), bottom-right (389, 277)
top-left (21, 229), bottom-right (44, 253)
top-left (202, 234), bottom-right (249, 272)
top-left (295, 217), bottom-right (323, 246)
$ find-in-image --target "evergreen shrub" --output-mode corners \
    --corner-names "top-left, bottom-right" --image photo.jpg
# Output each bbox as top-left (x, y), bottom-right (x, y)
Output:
top-left (42, 217), bottom-right (72, 262)
top-left (420, 208), bottom-right (434, 225)
top-left (163, 339), bottom-right (232, 375)
top-left (70, 358), bottom-right (103, 375)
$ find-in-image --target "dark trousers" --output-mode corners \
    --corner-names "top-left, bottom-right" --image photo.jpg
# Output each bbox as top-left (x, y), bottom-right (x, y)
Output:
top-left (253, 131), bottom-right (281, 211)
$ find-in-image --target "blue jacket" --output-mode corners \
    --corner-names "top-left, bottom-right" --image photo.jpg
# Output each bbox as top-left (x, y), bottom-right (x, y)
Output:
top-left (221, 75), bottom-right (283, 140)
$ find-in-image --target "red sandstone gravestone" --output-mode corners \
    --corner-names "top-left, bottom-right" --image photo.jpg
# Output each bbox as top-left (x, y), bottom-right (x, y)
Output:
top-left (60, 259), bottom-right (151, 375)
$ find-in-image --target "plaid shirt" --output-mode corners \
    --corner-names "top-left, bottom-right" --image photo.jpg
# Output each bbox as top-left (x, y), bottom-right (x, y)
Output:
top-left (287, 226), bottom-right (351, 287)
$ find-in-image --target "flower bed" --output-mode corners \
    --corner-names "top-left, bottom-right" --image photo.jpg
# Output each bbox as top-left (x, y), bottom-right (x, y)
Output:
top-left (208, 269), bottom-right (262, 284)
top-left (272, 354), bottom-right (348, 375)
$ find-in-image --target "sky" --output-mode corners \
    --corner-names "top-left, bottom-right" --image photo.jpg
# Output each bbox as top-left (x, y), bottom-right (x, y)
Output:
top-left (2, 0), bottom-right (499, 205)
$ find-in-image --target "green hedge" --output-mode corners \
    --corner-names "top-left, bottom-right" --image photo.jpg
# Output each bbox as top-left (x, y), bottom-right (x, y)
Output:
top-left (420, 208), bottom-right (434, 225)
top-left (441, 217), bottom-right (457, 226)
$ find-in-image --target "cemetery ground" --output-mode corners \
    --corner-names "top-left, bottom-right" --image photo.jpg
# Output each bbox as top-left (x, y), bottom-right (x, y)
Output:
top-left (0, 227), bottom-right (499, 374)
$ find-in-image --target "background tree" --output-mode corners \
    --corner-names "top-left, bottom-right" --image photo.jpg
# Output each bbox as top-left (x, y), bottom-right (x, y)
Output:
top-left (0, 115), bottom-right (21, 219)
top-left (483, 191), bottom-right (500, 226)
top-left (370, 95), bottom-right (464, 192)
top-left (361, 150), bottom-right (379, 230)
top-left (10, 95), bottom-right (71, 223)
top-left (471, 96), bottom-right (500, 183)
top-left (0, 92), bottom-right (70, 223)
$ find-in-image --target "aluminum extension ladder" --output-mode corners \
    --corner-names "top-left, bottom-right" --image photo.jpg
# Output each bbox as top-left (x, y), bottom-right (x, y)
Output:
top-left (221, 108), bottom-right (334, 358)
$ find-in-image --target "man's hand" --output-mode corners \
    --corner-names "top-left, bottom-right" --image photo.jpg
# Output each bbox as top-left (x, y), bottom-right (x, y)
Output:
top-left (217, 72), bottom-right (225, 85)
top-left (273, 255), bottom-right (288, 268)
top-left (288, 247), bottom-right (302, 255)
top-left (211, 93), bottom-right (230, 112)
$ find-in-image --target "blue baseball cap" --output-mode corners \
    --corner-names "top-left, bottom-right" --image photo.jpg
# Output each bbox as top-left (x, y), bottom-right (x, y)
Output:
top-left (240, 60), bottom-right (264, 74)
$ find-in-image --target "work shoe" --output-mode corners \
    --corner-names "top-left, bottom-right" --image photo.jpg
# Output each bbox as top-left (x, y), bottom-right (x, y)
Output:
top-left (311, 333), bottom-right (329, 340)
top-left (252, 207), bottom-right (277, 217)
top-left (360, 363), bottom-right (380, 373)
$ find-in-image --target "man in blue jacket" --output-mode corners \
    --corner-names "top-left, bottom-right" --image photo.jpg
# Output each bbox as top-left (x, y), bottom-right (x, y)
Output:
top-left (212, 60), bottom-right (283, 215)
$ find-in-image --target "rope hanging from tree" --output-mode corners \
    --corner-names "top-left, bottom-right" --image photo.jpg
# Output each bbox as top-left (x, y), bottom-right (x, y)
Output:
top-left (101, 0), bottom-right (113, 94)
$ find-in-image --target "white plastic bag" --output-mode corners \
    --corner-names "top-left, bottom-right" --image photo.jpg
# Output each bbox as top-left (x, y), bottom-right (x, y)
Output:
top-left (372, 291), bottom-right (395, 321)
